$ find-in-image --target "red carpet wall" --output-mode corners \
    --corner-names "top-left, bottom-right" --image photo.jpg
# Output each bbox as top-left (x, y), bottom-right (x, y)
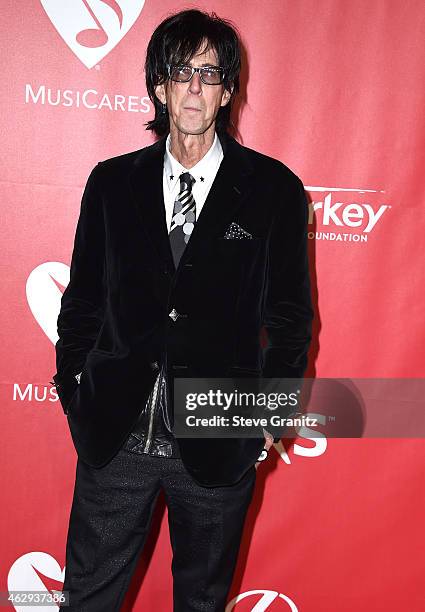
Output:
top-left (1, 1), bottom-right (424, 610)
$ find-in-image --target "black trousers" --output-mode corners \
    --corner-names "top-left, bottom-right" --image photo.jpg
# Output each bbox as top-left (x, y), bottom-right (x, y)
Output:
top-left (59, 442), bottom-right (257, 611)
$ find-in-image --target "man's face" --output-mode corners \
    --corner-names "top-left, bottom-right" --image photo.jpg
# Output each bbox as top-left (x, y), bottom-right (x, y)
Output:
top-left (155, 44), bottom-right (232, 136)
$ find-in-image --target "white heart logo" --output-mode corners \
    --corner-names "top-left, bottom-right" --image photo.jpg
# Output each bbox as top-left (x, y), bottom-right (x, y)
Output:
top-left (26, 261), bottom-right (69, 345)
top-left (8, 551), bottom-right (66, 612)
top-left (40, 0), bottom-right (145, 69)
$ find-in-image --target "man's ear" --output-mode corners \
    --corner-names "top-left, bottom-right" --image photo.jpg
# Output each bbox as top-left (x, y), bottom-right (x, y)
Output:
top-left (221, 85), bottom-right (233, 107)
top-left (155, 82), bottom-right (166, 105)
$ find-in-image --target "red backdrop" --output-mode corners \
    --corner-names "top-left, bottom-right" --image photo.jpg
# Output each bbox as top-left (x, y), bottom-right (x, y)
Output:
top-left (1, 1), bottom-right (424, 610)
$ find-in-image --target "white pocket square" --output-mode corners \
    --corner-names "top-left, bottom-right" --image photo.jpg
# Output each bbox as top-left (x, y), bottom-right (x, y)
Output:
top-left (223, 222), bottom-right (252, 239)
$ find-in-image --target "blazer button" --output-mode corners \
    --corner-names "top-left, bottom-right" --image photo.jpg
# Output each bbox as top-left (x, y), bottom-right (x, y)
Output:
top-left (169, 309), bottom-right (188, 321)
top-left (169, 308), bottom-right (179, 321)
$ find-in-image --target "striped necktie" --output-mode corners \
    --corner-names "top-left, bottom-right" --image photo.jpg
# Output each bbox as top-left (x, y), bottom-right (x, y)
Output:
top-left (169, 172), bottom-right (196, 268)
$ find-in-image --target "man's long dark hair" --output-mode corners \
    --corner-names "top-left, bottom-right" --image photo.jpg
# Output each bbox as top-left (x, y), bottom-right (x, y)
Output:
top-left (144, 9), bottom-right (241, 137)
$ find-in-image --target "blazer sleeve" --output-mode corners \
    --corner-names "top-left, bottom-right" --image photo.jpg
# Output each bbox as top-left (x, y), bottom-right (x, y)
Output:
top-left (261, 173), bottom-right (313, 441)
top-left (52, 163), bottom-right (106, 411)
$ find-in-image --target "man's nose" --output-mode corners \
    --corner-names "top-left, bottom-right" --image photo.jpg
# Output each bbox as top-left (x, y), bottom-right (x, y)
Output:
top-left (188, 71), bottom-right (202, 94)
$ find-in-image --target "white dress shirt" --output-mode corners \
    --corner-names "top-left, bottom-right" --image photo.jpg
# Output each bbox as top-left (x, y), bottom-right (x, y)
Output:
top-left (163, 131), bottom-right (224, 233)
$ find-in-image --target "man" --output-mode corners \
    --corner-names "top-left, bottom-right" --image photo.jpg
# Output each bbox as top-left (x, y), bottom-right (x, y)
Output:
top-left (53, 8), bottom-right (313, 611)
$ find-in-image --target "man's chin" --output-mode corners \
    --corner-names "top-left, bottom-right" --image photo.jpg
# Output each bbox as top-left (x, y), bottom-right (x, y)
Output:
top-left (176, 125), bottom-right (207, 136)
top-left (171, 118), bottom-right (215, 136)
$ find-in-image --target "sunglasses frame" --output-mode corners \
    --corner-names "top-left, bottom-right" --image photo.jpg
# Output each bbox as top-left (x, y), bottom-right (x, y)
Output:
top-left (166, 63), bottom-right (226, 85)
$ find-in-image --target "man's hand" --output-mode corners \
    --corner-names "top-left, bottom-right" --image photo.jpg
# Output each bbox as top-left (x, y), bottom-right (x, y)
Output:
top-left (255, 428), bottom-right (275, 469)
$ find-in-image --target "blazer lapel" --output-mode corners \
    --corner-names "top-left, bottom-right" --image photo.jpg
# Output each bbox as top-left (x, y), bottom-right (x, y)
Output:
top-left (127, 131), bottom-right (255, 277)
top-left (128, 136), bottom-right (175, 272)
top-left (180, 131), bottom-right (255, 269)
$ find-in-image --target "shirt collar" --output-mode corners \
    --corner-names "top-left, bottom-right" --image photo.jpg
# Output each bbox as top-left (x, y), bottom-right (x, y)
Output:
top-left (164, 131), bottom-right (223, 192)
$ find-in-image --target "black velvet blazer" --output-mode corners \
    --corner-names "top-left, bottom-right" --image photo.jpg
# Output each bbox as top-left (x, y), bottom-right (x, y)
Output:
top-left (53, 130), bottom-right (313, 486)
